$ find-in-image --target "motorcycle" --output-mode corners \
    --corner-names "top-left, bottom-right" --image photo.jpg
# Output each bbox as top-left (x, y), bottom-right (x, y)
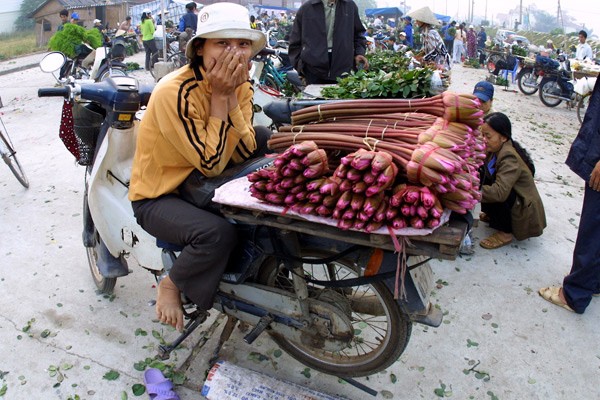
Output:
top-left (38, 55), bottom-right (464, 378)
top-left (517, 54), bottom-right (560, 95)
top-left (538, 55), bottom-right (575, 107)
top-left (56, 40), bottom-right (128, 82)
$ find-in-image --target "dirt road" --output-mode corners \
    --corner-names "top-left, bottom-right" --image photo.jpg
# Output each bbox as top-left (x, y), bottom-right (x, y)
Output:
top-left (0, 54), bottom-right (598, 400)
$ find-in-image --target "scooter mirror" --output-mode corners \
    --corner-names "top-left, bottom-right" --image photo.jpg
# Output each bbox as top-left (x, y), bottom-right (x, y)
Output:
top-left (39, 52), bottom-right (66, 73)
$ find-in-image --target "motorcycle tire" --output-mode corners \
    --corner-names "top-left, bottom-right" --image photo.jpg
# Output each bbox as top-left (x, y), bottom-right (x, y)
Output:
top-left (257, 248), bottom-right (412, 377)
top-left (538, 79), bottom-right (563, 107)
top-left (96, 65), bottom-right (128, 82)
top-left (486, 54), bottom-right (502, 73)
top-left (577, 94), bottom-right (591, 125)
top-left (517, 68), bottom-right (539, 95)
top-left (84, 190), bottom-right (117, 294)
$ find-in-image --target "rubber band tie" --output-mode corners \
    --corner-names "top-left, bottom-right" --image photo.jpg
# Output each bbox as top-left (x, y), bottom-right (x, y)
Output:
top-left (380, 126), bottom-right (388, 140)
top-left (363, 137), bottom-right (379, 152)
top-left (317, 104), bottom-right (323, 120)
top-left (364, 119), bottom-right (373, 138)
top-left (292, 125), bottom-right (304, 144)
top-left (416, 145), bottom-right (440, 184)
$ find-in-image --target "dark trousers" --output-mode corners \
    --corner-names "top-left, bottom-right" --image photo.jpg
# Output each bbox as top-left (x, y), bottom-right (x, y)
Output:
top-left (301, 53), bottom-right (338, 85)
top-left (143, 39), bottom-right (158, 71)
top-left (563, 185), bottom-right (600, 313)
top-left (131, 126), bottom-right (272, 309)
top-left (492, 59), bottom-right (515, 76)
top-left (444, 39), bottom-right (453, 57)
top-left (132, 195), bottom-right (236, 310)
top-left (481, 190), bottom-right (516, 233)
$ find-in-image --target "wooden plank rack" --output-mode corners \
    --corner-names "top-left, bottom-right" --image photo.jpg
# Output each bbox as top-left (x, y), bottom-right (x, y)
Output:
top-left (220, 205), bottom-right (468, 261)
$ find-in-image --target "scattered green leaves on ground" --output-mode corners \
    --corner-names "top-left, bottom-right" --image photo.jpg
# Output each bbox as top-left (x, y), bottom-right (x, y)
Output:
top-left (22, 318), bottom-right (35, 333)
top-left (301, 367), bottom-right (311, 378)
top-left (132, 359), bottom-right (185, 385)
top-left (0, 384), bottom-right (7, 397)
top-left (103, 370), bottom-right (120, 381)
top-left (47, 363), bottom-right (73, 388)
top-left (434, 381), bottom-right (452, 397)
top-left (466, 338), bottom-right (479, 348)
top-left (132, 383), bottom-right (145, 396)
top-left (463, 360), bottom-right (491, 382)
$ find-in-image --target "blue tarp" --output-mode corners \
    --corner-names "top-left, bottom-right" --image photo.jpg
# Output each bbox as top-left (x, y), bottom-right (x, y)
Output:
top-left (434, 13), bottom-right (451, 23)
top-left (364, 8), bottom-right (403, 18)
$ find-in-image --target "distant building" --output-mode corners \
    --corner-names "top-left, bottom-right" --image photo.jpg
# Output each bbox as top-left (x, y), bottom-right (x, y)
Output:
top-left (0, 0), bottom-right (21, 34)
top-left (28, 0), bottom-right (148, 46)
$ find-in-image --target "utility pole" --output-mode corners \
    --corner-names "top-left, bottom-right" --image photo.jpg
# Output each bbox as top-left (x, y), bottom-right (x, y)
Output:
top-left (471, 0), bottom-right (475, 22)
top-left (519, 0), bottom-right (523, 26)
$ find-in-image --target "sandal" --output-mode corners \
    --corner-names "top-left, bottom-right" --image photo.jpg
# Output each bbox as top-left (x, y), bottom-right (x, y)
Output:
top-left (143, 368), bottom-right (180, 400)
top-left (479, 212), bottom-right (490, 223)
top-left (538, 287), bottom-right (574, 313)
top-left (479, 232), bottom-right (512, 249)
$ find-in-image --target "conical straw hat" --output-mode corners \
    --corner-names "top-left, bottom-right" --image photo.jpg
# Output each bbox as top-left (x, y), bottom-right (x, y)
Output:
top-left (408, 6), bottom-right (439, 26)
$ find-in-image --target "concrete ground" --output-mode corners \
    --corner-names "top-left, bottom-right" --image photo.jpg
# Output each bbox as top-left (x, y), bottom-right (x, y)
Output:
top-left (0, 50), bottom-right (599, 400)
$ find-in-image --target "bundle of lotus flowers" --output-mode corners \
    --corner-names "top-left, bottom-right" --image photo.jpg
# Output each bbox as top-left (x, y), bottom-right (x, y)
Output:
top-left (290, 92), bottom-right (484, 129)
top-left (267, 91), bottom-right (487, 215)
top-left (247, 141), bottom-right (329, 206)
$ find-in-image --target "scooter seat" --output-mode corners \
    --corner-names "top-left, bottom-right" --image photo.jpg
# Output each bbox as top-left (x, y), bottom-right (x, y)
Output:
top-left (156, 239), bottom-right (184, 252)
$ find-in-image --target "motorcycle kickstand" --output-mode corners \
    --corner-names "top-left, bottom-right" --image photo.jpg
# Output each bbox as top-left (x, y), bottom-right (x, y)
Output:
top-left (208, 315), bottom-right (239, 366)
top-left (157, 309), bottom-right (209, 360)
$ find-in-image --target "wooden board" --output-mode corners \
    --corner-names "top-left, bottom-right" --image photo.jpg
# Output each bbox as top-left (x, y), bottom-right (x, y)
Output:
top-left (220, 205), bottom-right (467, 261)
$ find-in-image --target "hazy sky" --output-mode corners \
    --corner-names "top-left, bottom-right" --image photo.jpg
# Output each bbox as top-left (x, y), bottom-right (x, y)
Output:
top-left (377, 0), bottom-right (600, 34)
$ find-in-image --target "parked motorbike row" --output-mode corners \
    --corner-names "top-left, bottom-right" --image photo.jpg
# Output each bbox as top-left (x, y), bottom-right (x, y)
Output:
top-left (37, 47), bottom-right (459, 379)
top-left (485, 48), bottom-right (597, 124)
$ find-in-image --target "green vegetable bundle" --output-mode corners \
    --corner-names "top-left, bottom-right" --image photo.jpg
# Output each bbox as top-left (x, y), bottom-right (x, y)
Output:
top-left (48, 24), bottom-right (103, 58)
top-left (321, 50), bottom-right (435, 99)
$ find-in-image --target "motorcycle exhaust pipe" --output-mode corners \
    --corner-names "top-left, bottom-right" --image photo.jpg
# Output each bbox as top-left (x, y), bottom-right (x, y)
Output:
top-left (543, 93), bottom-right (573, 102)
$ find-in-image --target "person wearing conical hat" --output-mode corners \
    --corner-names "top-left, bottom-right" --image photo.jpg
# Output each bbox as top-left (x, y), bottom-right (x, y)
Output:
top-left (409, 6), bottom-right (451, 70)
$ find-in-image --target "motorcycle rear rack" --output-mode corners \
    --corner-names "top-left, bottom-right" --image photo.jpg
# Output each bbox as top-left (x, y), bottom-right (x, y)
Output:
top-left (220, 205), bottom-right (467, 261)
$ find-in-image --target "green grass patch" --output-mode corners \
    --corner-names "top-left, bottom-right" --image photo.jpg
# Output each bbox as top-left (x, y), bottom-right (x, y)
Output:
top-left (0, 31), bottom-right (45, 61)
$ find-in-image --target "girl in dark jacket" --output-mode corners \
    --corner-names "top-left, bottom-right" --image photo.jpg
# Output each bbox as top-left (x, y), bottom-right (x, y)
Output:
top-left (479, 112), bottom-right (546, 249)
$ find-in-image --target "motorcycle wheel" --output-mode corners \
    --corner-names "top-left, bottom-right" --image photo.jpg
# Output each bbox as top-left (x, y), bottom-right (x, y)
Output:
top-left (97, 66), bottom-right (128, 82)
top-left (258, 249), bottom-right (412, 377)
top-left (486, 54), bottom-right (501, 73)
top-left (84, 181), bottom-right (117, 294)
top-left (538, 79), bottom-right (563, 107)
top-left (577, 94), bottom-right (591, 125)
top-left (517, 69), bottom-right (539, 95)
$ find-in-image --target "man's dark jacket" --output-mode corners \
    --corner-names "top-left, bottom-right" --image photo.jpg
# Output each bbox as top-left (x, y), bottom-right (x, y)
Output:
top-left (566, 78), bottom-right (600, 182)
top-left (288, 0), bottom-right (366, 81)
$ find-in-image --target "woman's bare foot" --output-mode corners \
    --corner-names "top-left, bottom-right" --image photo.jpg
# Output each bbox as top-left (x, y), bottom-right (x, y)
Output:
top-left (156, 275), bottom-right (184, 331)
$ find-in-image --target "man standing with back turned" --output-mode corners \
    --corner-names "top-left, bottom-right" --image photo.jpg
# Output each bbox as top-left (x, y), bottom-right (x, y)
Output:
top-left (288, 0), bottom-right (369, 84)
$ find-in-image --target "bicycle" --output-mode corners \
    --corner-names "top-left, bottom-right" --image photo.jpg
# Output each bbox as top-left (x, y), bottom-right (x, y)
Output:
top-left (0, 115), bottom-right (29, 188)
top-left (150, 32), bottom-right (188, 79)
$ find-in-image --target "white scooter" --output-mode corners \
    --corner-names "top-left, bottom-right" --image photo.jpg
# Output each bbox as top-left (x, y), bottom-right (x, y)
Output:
top-left (38, 54), bottom-right (448, 379)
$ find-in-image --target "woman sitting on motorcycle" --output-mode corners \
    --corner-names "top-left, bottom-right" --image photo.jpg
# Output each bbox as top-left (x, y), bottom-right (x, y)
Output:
top-left (129, 3), bottom-right (269, 331)
top-left (478, 112), bottom-right (546, 249)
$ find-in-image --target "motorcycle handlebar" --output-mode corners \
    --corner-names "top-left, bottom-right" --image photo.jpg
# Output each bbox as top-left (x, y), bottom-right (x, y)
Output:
top-left (38, 87), bottom-right (71, 98)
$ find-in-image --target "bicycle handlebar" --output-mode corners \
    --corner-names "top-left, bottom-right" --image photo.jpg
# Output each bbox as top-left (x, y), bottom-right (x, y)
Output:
top-left (38, 87), bottom-right (71, 98)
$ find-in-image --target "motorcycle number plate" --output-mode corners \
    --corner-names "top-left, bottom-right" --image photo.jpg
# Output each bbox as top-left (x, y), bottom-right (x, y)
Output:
top-left (118, 113), bottom-right (133, 121)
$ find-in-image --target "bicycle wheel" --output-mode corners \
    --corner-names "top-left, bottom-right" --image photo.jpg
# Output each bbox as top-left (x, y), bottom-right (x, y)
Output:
top-left (577, 94), bottom-right (591, 125)
top-left (167, 51), bottom-right (187, 69)
top-left (0, 122), bottom-right (29, 188)
top-left (149, 51), bottom-right (160, 79)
